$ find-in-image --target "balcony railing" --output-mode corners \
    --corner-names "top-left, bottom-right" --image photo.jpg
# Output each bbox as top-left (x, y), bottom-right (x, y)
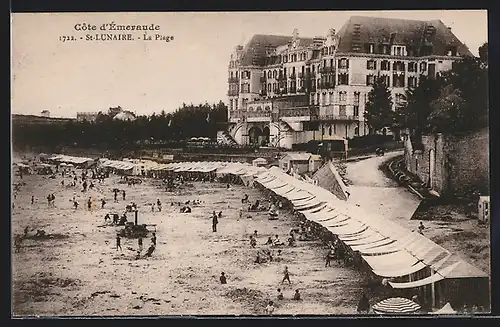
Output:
top-left (229, 110), bottom-right (272, 121)
top-left (260, 76), bottom-right (267, 83)
top-left (228, 77), bottom-right (239, 83)
top-left (313, 114), bottom-right (359, 121)
top-left (279, 106), bottom-right (320, 118)
top-left (318, 82), bottom-right (335, 89)
top-left (298, 72), bottom-right (305, 79)
top-left (289, 88), bottom-right (297, 94)
top-left (277, 75), bottom-right (286, 81)
top-left (320, 67), bottom-right (335, 74)
top-left (297, 87), bottom-right (306, 93)
top-left (310, 86), bottom-right (316, 92)
top-left (289, 73), bottom-right (296, 79)
top-left (259, 90), bottom-right (267, 96)
top-left (227, 90), bottom-right (239, 96)
top-left (308, 72), bottom-right (316, 78)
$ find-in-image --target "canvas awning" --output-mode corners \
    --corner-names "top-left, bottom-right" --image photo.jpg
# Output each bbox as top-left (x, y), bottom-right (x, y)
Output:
top-left (389, 272), bottom-right (445, 289)
top-left (373, 261), bottom-right (428, 278)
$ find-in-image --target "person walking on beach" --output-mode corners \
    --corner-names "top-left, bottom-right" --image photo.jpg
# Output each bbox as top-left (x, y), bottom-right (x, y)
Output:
top-left (116, 234), bottom-right (122, 251)
top-left (281, 266), bottom-right (291, 284)
top-left (138, 237), bottom-right (143, 253)
top-left (212, 211), bottom-right (218, 232)
top-left (31, 195), bottom-right (34, 205)
top-left (87, 197), bottom-right (92, 211)
top-left (157, 199), bottom-right (162, 212)
top-left (101, 198), bottom-right (106, 209)
top-left (122, 190), bottom-right (126, 201)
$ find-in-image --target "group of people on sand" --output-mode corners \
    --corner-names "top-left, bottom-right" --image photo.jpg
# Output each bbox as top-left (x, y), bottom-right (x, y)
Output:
top-left (115, 232), bottom-right (157, 259)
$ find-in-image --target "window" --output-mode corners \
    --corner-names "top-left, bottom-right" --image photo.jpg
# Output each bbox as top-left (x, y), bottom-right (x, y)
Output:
top-left (381, 60), bottom-right (390, 71)
top-left (273, 70), bottom-right (277, 78)
top-left (392, 74), bottom-right (405, 87)
top-left (329, 126), bottom-right (332, 136)
top-left (338, 73), bottom-right (349, 85)
top-left (229, 99), bottom-right (233, 110)
top-left (267, 71), bottom-right (271, 78)
top-left (380, 75), bottom-right (390, 87)
top-left (354, 92), bottom-right (360, 103)
top-left (420, 62), bottom-right (427, 72)
top-left (339, 105), bottom-right (347, 116)
top-left (316, 93), bottom-right (320, 104)
top-left (366, 74), bottom-right (375, 86)
top-left (339, 91), bottom-right (347, 102)
top-left (367, 60), bottom-right (377, 70)
top-left (408, 76), bottom-right (417, 88)
top-left (354, 126), bottom-right (359, 136)
top-left (353, 105), bottom-right (359, 117)
top-left (235, 101), bottom-right (238, 110)
top-left (393, 61), bottom-right (405, 71)
top-left (408, 62), bottom-right (417, 72)
top-left (338, 58), bottom-right (349, 69)
top-left (268, 83), bottom-right (272, 92)
top-left (273, 83), bottom-right (277, 92)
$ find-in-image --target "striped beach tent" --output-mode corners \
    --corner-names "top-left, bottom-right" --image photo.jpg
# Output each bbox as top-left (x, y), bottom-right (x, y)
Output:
top-left (372, 297), bottom-right (421, 314)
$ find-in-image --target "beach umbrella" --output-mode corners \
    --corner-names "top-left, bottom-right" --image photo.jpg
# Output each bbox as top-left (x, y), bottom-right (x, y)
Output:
top-left (372, 297), bottom-right (421, 314)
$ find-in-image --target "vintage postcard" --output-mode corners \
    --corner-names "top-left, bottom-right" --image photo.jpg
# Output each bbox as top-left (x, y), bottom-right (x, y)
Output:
top-left (11, 10), bottom-right (490, 317)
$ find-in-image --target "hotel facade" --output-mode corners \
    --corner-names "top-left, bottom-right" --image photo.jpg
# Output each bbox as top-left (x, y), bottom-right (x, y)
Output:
top-left (224, 16), bottom-right (472, 149)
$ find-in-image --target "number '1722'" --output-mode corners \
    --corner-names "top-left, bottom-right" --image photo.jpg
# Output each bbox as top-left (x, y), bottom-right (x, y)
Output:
top-left (59, 36), bottom-right (76, 42)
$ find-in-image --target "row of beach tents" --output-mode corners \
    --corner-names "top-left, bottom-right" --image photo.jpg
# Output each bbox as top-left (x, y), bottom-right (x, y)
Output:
top-left (44, 155), bottom-right (488, 293)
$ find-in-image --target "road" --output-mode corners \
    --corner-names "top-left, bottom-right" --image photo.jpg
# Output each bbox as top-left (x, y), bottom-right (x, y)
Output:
top-left (344, 151), bottom-right (422, 223)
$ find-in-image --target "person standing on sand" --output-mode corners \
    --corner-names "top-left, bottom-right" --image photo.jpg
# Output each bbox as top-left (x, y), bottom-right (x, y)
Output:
top-left (151, 233), bottom-right (157, 247)
top-left (293, 289), bottom-right (301, 300)
top-left (116, 234), bottom-right (122, 251)
top-left (276, 288), bottom-right (284, 300)
top-left (220, 272), bottom-right (227, 284)
top-left (281, 266), bottom-right (291, 284)
top-left (114, 190), bottom-right (118, 203)
top-left (122, 190), bottom-right (126, 201)
top-left (357, 293), bottom-right (370, 314)
top-left (101, 198), bottom-right (106, 209)
top-left (212, 212), bottom-right (218, 232)
top-left (265, 301), bottom-right (275, 315)
top-left (87, 197), bottom-right (92, 211)
top-left (31, 195), bottom-right (34, 205)
top-left (157, 199), bottom-right (162, 212)
top-left (138, 237), bottom-right (143, 253)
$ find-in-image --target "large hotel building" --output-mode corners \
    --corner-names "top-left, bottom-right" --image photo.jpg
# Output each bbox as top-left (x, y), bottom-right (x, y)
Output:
top-left (224, 16), bottom-right (472, 148)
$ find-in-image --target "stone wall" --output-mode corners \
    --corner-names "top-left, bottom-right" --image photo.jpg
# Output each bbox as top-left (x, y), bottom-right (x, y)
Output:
top-left (404, 128), bottom-right (489, 196)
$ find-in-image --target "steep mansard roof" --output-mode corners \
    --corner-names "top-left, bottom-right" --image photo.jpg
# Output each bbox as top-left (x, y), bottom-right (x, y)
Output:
top-left (335, 16), bottom-right (472, 56)
top-left (239, 16), bottom-right (473, 66)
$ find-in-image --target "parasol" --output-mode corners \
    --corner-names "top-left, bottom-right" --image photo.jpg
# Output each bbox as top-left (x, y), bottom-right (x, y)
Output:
top-left (372, 297), bottom-right (421, 314)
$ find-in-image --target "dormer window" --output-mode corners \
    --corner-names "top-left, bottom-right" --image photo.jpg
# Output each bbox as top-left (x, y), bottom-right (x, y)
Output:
top-left (447, 46), bottom-right (458, 56)
top-left (392, 45), bottom-right (406, 56)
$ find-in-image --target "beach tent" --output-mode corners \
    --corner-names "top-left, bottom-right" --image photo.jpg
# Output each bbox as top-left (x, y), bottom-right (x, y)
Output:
top-left (372, 297), bottom-right (421, 314)
top-left (430, 302), bottom-right (457, 314)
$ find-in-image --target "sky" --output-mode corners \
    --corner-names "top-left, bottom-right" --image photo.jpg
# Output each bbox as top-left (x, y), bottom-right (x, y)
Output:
top-left (11, 10), bottom-right (487, 118)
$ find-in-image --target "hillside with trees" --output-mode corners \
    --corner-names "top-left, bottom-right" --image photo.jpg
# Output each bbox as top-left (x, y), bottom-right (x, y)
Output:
top-left (12, 101), bottom-right (228, 151)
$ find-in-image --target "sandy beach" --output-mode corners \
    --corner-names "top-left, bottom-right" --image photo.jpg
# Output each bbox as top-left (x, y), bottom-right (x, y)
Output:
top-left (12, 167), bottom-right (367, 316)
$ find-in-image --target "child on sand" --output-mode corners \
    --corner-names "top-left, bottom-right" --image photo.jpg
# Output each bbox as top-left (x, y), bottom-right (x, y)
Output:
top-left (220, 272), bottom-right (227, 284)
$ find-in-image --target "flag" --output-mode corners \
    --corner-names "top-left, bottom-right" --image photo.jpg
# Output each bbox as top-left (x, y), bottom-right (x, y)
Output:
top-left (206, 113), bottom-right (210, 123)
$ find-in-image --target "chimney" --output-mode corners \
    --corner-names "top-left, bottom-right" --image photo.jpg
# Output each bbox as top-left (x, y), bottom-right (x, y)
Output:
top-left (447, 27), bottom-right (452, 31)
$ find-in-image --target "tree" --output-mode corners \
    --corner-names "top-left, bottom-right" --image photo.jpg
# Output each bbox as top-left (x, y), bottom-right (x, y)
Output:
top-left (398, 76), bottom-right (443, 138)
top-left (364, 76), bottom-right (394, 134)
top-left (428, 85), bottom-right (467, 135)
top-left (440, 56), bottom-right (488, 132)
